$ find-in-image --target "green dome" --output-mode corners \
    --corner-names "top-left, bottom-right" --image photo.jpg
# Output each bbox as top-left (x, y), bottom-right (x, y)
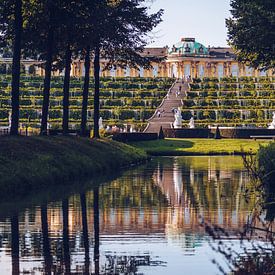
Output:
top-left (170, 38), bottom-right (209, 55)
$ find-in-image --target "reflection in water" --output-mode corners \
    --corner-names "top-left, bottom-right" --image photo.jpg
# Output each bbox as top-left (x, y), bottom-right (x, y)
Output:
top-left (80, 193), bottom-right (90, 275)
top-left (94, 187), bottom-right (100, 275)
top-left (0, 156), bottom-right (261, 274)
top-left (11, 215), bottom-right (19, 275)
top-left (41, 204), bottom-right (52, 275)
top-left (62, 199), bottom-right (70, 275)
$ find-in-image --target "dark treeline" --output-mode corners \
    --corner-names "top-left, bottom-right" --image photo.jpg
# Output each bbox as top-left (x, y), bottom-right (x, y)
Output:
top-left (0, 0), bottom-right (163, 138)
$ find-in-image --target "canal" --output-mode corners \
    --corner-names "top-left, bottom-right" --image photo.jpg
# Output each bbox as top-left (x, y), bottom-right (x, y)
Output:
top-left (0, 156), bottom-right (260, 274)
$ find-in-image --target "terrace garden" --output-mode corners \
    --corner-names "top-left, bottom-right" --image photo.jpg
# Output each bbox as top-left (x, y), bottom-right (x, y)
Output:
top-left (0, 75), bottom-right (174, 132)
top-left (184, 76), bottom-right (275, 127)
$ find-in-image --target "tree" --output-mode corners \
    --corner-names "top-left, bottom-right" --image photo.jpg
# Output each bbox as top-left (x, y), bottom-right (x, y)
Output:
top-left (24, 0), bottom-right (63, 135)
top-left (80, 46), bottom-right (91, 137)
top-left (0, 0), bottom-right (24, 135)
top-left (89, 0), bottom-right (163, 138)
top-left (58, 1), bottom-right (83, 135)
top-left (226, 0), bottom-right (275, 71)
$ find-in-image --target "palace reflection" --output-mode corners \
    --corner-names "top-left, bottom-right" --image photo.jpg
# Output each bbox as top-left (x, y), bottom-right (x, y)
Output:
top-left (0, 156), bottom-right (257, 274)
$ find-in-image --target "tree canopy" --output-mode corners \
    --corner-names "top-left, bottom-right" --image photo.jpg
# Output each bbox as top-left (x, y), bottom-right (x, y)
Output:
top-left (226, 0), bottom-right (275, 71)
top-left (0, 0), bottom-right (163, 136)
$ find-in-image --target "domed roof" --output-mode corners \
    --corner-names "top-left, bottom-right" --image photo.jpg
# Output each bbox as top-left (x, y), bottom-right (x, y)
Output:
top-left (169, 38), bottom-right (209, 56)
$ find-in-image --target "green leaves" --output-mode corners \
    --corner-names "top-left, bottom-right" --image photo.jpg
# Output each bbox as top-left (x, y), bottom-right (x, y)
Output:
top-left (227, 0), bottom-right (275, 71)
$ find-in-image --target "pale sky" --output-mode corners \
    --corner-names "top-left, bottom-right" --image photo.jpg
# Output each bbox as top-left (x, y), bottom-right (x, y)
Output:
top-left (147, 0), bottom-right (232, 48)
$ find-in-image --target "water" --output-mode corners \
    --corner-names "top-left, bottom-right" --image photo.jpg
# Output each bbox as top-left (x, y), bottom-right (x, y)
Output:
top-left (0, 156), bottom-right (260, 274)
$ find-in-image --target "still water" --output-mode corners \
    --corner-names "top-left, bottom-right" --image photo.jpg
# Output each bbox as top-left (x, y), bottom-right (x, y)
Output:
top-left (0, 156), bottom-right (257, 275)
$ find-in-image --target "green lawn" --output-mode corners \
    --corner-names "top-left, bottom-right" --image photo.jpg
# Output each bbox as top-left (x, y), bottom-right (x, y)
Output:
top-left (130, 138), bottom-right (272, 156)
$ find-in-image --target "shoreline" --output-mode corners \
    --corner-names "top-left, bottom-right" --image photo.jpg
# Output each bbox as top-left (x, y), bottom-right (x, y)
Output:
top-left (130, 138), bottom-right (271, 156)
top-left (141, 151), bottom-right (249, 157)
top-left (0, 136), bottom-right (148, 198)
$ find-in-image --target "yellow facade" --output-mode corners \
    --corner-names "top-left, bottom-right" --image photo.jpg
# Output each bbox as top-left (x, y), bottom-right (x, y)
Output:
top-left (0, 38), bottom-right (273, 78)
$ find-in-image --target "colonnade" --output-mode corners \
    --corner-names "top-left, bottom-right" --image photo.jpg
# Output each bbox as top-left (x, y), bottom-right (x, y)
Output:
top-left (0, 59), bottom-right (271, 78)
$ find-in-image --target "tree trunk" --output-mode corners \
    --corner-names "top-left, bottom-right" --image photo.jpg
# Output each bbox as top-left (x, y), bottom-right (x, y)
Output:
top-left (10, 0), bottom-right (23, 136)
top-left (80, 46), bottom-right (91, 136)
top-left (62, 44), bottom-right (72, 135)
top-left (40, 16), bottom-right (54, 135)
top-left (93, 45), bottom-right (100, 139)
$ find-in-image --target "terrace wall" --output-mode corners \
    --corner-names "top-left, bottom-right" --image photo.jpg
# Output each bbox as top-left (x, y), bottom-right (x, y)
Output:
top-left (164, 128), bottom-right (275, 139)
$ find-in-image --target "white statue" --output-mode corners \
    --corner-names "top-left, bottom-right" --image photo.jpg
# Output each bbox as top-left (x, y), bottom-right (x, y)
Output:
top-left (130, 126), bottom-right (136, 133)
top-left (8, 112), bottom-right (12, 130)
top-left (189, 117), bottom-right (195, 129)
top-left (99, 117), bottom-right (104, 130)
top-left (268, 112), bottom-right (275, 129)
top-left (173, 107), bottom-right (182, 129)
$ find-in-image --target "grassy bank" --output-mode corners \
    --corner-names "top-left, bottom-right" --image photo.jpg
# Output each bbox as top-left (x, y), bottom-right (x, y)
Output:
top-left (0, 136), bottom-right (147, 197)
top-left (130, 138), bottom-right (271, 156)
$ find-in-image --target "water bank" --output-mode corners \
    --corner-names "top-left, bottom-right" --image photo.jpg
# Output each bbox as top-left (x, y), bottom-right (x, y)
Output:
top-left (0, 136), bottom-right (147, 198)
top-left (130, 138), bottom-right (271, 156)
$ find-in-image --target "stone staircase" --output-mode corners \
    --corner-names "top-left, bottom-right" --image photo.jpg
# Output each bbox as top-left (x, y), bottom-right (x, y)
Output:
top-left (144, 80), bottom-right (189, 133)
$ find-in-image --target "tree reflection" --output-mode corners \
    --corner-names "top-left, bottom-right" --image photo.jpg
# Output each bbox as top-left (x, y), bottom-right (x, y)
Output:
top-left (62, 199), bottom-right (70, 274)
top-left (80, 193), bottom-right (90, 275)
top-left (41, 204), bottom-right (52, 275)
top-left (93, 187), bottom-right (100, 275)
top-left (0, 156), bottom-right (261, 274)
top-left (11, 214), bottom-right (19, 275)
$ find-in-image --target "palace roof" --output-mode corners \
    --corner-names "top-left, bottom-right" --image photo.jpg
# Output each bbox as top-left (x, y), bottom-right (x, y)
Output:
top-left (169, 38), bottom-right (209, 56)
top-left (142, 47), bottom-right (168, 57)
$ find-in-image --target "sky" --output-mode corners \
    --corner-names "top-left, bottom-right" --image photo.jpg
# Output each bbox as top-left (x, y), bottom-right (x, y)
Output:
top-left (147, 0), bottom-right (232, 48)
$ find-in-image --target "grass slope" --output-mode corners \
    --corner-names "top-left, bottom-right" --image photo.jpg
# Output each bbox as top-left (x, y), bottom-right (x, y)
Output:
top-left (130, 138), bottom-right (271, 156)
top-left (0, 136), bottom-right (147, 197)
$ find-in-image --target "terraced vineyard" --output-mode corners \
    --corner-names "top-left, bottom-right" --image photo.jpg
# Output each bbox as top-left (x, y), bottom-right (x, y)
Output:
top-left (184, 76), bottom-right (275, 127)
top-left (0, 76), bottom-right (174, 131)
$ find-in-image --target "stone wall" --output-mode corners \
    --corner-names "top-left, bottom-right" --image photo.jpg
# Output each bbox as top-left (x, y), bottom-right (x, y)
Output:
top-left (164, 128), bottom-right (275, 139)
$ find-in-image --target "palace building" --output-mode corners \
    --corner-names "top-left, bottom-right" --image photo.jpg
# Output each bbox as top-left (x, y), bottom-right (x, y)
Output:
top-left (0, 37), bottom-right (273, 78)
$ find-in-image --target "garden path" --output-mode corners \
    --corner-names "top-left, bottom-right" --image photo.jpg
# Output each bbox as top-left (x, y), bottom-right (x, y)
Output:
top-left (144, 80), bottom-right (189, 133)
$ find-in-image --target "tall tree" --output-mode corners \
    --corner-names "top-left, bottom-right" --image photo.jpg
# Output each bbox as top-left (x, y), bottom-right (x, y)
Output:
top-left (40, 2), bottom-right (55, 135)
top-left (0, 0), bottom-right (24, 135)
top-left (58, 1), bottom-right (82, 135)
top-left (226, 0), bottom-right (275, 70)
top-left (10, 0), bottom-right (23, 135)
top-left (62, 44), bottom-right (72, 135)
top-left (24, 0), bottom-right (62, 135)
top-left (80, 46), bottom-right (91, 136)
top-left (88, 0), bottom-right (163, 138)
top-left (78, 0), bottom-right (96, 137)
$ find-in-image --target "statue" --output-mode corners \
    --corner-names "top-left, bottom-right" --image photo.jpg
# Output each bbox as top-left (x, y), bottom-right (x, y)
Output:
top-left (189, 117), bottom-right (195, 129)
top-left (99, 117), bottom-right (104, 130)
top-left (8, 112), bottom-right (12, 130)
top-left (268, 112), bottom-right (275, 129)
top-left (173, 107), bottom-right (182, 129)
top-left (106, 126), bottom-right (112, 133)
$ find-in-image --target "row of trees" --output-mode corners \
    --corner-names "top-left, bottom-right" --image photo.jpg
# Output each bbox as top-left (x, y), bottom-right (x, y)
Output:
top-left (0, 0), bottom-right (163, 137)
